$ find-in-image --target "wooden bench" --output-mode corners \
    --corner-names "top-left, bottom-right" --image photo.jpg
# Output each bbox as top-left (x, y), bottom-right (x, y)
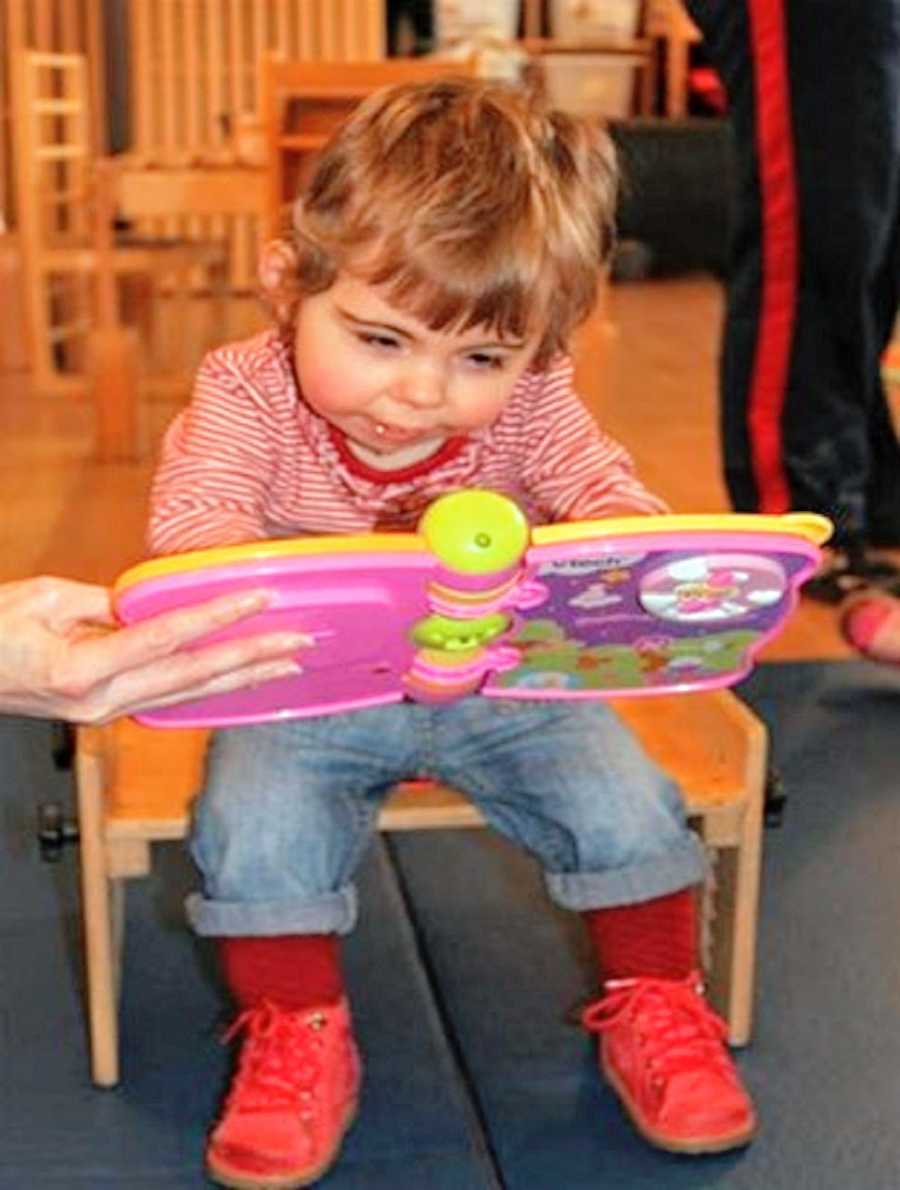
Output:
top-left (75, 688), bottom-right (767, 1086)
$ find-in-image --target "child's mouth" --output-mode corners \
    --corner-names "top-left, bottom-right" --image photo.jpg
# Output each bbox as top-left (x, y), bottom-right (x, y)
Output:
top-left (370, 420), bottom-right (431, 445)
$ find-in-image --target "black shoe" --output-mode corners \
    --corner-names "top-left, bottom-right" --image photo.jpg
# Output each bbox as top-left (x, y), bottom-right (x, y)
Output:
top-left (802, 549), bottom-right (900, 605)
top-left (867, 526), bottom-right (900, 549)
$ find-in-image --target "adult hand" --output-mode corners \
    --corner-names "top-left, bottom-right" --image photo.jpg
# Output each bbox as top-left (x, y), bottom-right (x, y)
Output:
top-left (0, 577), bottom-right (306, 723)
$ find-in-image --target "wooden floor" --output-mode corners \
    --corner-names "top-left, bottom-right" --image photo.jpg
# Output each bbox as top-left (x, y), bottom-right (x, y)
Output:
top-left (1, 275), bottom-right (892, 662)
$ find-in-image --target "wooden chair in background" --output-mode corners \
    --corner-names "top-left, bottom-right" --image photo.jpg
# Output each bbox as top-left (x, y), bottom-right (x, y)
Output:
top-left (10, 49), bottom-right (115, 398)
top-left (89, 158), bottom-right (268, 459)
top-left (1, 0), bottom-right (106, 233)
top-left (75, 689), bottom-right (767, 1087)
top-left (10, 51), bottom-right (225, 426)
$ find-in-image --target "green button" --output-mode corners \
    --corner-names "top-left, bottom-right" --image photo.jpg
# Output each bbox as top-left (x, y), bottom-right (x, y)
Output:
top-left (410, 611), bottom-right (511, 651)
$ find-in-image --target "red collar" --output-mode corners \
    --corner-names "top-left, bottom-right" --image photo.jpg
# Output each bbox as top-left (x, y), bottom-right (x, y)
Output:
top-left (327, 425), bottom-right (467, 484)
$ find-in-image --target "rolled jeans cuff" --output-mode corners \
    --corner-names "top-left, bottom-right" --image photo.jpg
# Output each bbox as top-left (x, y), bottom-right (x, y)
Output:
top-left (185, 885), bottom-right (358, 937)
top-left (545, 835), bottom-right (708, 911)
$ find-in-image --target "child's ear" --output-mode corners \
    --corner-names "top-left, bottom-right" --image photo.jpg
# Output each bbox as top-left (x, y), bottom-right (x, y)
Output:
top-left (258, 239), bottom-right (299, 298)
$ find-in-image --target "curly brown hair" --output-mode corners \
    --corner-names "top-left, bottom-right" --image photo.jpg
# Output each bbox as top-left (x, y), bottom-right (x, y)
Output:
top-left (268, 76), bottom-right (618, 369)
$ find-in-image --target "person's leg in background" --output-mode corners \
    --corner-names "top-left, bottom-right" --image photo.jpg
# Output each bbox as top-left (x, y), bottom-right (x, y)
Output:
top-left (780, 0), bottom-right (900, 576)
top-left (685, 0), bottom-right (900, 599)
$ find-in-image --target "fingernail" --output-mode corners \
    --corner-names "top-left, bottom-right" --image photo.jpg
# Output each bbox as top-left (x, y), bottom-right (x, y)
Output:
top-left (264, 632), bottom-right (315, 650)
top-left (227, 590), bottom-right (270, 613)
top-left (255, 660), bottom-right (303, 681)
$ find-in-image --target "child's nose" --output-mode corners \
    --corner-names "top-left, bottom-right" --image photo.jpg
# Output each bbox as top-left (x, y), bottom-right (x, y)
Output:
top-left (394, 365), bottom-right (446, 409)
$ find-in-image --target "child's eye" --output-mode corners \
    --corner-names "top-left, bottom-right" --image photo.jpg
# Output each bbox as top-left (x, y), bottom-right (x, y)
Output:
top-left (467, 352), bottom-right (505, 371)
top-left (358, 332), bottom-right (401, 351)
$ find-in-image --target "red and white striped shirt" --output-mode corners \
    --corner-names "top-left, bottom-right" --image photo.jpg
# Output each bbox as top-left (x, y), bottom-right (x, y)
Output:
top-left (148, 330), bottom-right (666, 555)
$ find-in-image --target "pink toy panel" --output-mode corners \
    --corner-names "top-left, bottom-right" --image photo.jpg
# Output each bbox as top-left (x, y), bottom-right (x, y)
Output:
top-left (115, 549), bottom-right (434, 726)
top-left (486, 531), bottom-right (820, 700)
top-left (114, 492), bottom-right (831, 727)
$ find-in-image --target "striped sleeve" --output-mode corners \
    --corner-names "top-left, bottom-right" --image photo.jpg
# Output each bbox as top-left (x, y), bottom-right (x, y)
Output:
top-left (148, 350), bottom-right (280, 555)
top-left (519, 358), bottom-right (669, 520)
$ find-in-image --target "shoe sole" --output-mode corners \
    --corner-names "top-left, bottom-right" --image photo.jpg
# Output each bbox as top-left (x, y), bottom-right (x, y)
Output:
top-left (603, 1059), bottom-right (757, 1155)
top-left (206, 1097), bottom-right (359, 1190)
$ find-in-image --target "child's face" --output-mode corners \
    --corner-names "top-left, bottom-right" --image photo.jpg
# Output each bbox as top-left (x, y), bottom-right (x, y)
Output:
top-left (292, 273), bottom-right (542, 458)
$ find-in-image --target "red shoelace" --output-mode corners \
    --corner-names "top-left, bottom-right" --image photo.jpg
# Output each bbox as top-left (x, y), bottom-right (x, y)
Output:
top-left (222, 1001), bottom-right (330, 1115)
top-left (581, 973), bottom-right (734, 1084)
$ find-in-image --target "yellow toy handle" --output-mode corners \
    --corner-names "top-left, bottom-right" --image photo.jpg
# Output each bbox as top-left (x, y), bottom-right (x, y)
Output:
top-left (532, 511), bottom-right (833, 549)
top-left (778, 512), bottom-right (834, 545)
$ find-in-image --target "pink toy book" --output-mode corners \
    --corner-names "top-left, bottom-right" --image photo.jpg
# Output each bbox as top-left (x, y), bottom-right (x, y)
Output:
top-left (114, 490), bottom-right (832, 727)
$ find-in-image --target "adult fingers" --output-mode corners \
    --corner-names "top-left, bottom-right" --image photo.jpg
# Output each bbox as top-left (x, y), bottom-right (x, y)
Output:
top-left (122, 654), bottom-right (304, 717)
top-left (69, 589), bottom-right (280, 686)
top-left (81, 627), bottom-right (308, 722)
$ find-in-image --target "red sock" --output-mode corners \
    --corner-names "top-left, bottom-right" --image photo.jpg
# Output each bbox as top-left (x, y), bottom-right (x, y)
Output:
top-left (582, 887), bottom-right (698, 984)
top-left (218, 934), bottom-right (344, 1011)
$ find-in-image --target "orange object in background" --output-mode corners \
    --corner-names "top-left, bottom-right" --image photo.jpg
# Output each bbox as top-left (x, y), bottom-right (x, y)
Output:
top-left (0, 232), bottom-right (29, 373)
top-left (882, 341), bottom-right (900, 384)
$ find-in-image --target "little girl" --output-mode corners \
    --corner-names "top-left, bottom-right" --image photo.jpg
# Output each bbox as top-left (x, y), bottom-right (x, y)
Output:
top-left (148, 77), bottom-right (756, 1188)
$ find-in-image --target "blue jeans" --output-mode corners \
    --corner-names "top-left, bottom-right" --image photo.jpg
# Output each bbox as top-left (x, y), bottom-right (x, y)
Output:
top-left (186, 699), bottom-right (707, 936)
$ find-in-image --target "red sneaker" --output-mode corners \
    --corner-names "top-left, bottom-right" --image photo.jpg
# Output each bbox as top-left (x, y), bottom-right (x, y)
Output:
top-left (840, 589), bottom-right (900, 665)
top-left (582, 972), bottom-right (757, 1154)
top-left (206, 998), bottom-right (361, 1189)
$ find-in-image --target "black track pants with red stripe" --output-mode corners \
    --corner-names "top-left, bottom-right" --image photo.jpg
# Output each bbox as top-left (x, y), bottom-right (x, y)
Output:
top-left (685, 0), bottom-right (900, 548)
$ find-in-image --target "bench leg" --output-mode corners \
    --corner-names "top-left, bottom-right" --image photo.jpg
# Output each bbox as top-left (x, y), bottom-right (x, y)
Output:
top-left (75, 747), bottom-right (123, 1087)
top-left (723, 786), bottom-right (764, 1046)
top-left (699, 807), bottom-right (764, 1046)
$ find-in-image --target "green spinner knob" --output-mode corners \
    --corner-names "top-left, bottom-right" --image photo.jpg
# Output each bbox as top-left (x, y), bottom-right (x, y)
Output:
top-left (418, 490), bottom-right (530, 576)
top-left (410, 611), bottom-right (511, 651)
